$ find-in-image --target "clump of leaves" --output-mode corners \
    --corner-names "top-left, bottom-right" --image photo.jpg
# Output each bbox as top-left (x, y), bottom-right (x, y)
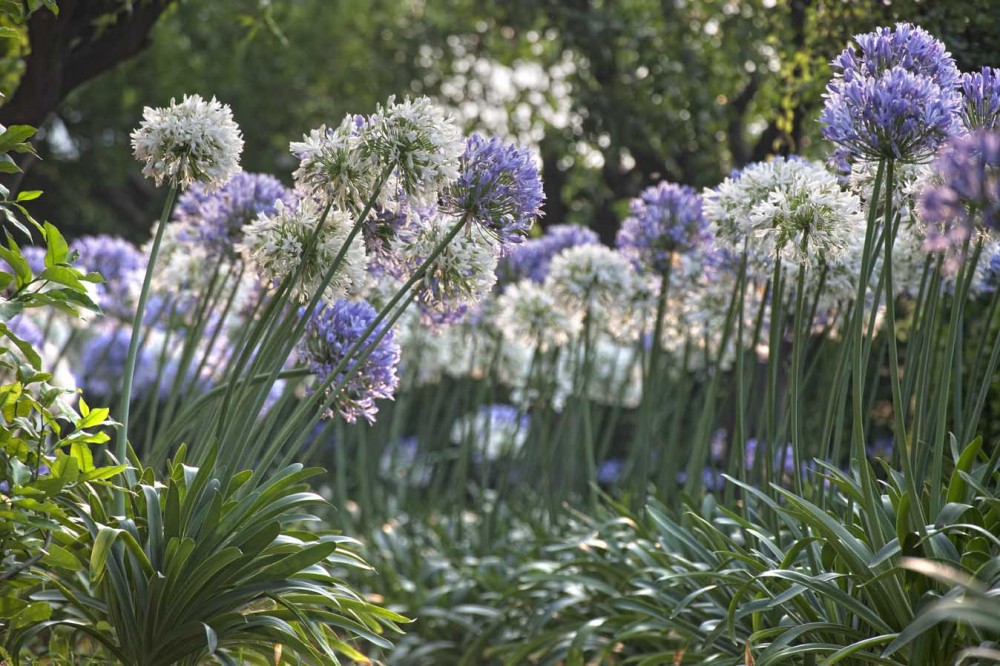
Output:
top-left (4, 445), bottom-right (407, 664)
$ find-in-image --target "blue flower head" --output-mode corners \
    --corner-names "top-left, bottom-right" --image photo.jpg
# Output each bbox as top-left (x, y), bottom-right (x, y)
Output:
top-left (76, 327), bottom-right (158, 403)
top-left (298, 299), bottom-right (400, 424)
top-left (822, 23), bottom-right (962, 163)
top-left (174, 172), bottom-right (296, 256)
top-left (70, 235), bottom-right (145, 320)
top-left (921, 130), bottom-right (1000, 266)
top-left (822, 66), bottom-right (961, 162)
top-left (442, 134), bottom-right (544, 247)
top-left (834, 23), bottom-right (961, 90)
top-left (961, 67), bottom-right (1000, 131)
top-left (500, 223), bottom-right (599, 283)
top-left (615, 181), bottom-right (709, 274)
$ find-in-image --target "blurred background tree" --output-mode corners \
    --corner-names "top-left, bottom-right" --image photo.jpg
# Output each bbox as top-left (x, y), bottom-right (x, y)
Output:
top-left (1, 0), bottom-right (998, 242)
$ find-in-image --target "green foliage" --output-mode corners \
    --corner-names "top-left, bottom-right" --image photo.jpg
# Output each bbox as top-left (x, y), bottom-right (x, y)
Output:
top-left (343, 435), bottom-right (1000, 664)
top-left (0, 118), bottom-right (125, 658)
top-left (4, 446), bottom-right (406, 664)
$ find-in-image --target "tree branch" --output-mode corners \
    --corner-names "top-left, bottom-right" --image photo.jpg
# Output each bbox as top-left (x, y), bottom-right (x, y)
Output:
top-left (0, 0), bottom-right (175, 128)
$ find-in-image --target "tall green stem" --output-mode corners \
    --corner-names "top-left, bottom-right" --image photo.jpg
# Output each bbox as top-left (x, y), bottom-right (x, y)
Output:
top-left (114, 183), bottom-right (177, 512)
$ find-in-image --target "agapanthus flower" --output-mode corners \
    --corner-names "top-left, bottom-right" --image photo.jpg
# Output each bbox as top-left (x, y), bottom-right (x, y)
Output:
top-left (362, 205), bottom-right (412, 273)
top-left (69, 235), bottom-right (144, 319)
top-left (291, 114), bottom-right (376, 210)
top-left (920, 130), bottom-right (1000, 268)
top-left (705, 157), bottom-right (865, 307)
top-left (130, 94), bottom-right (243, 190)
top-left (239, 197), bottom-right (367, 303)
top-left (821, 66), bottom-right (961, 163)
top-left (597, 458), bottom-right (625, 485)
top-left (380, 436), bottom-right (433, 486)
top-left (449, 404), bottom-right (529, 461)
top-left (744, 438), bottom-right (801, 478)
top-left (961, 67), bottom-right (1000, 132)
top-left (393, 212), bottom-right (499, 323)
top-left (364, 96), bottom-right (464, 208)
top-left (76, 326), bottom-right (158, 402)
top-left (297, 298), bottom-right (400, 424)
top-left (977, 241), bottom-right (1000, 294)
top-left (440, 134), bottom-right (544, 246)
top-left (500, 223), bottom-right (600, 283)
top-left (544, 244), bottom-right (639, 331)
top-left (546, 335), bottom-right (642, 411)
top-left (665, 258), bottom-right (768, 372)
top-left (832, 23), bottom-right (961, 90)
top-left (7, 314), bottom-right (44, 350)
top-left (173, 172), bottom-right (296, 255)
top-left (20, 246), bottom-right (46, 275)
top-left (495, 278), bottom-right (582, 351)
top-left (616, 182), bottom-right (710, 274)
top-left (675, 467), bottom-right (726, 492)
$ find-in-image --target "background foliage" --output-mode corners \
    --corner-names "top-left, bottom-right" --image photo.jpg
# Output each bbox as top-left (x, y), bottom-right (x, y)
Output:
top-left (4, 0), bottom-right (999, 242)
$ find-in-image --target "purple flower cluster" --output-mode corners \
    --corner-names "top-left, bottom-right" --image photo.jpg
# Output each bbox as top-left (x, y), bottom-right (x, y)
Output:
top-left (70, 235), bottom-right (144, 319)
top-left (363, 205), bottom-right (412, 274)
top-left (615, 182), bottom-right (709, 274)
top-left (744, 438), bottom-right (802, 478)
top-left (500, 223), bottom-right (600, 283)
top-left (821, 23), bottom-right (962, 163)
top-left (298, 299), bottom-right (401, 424)
top-left (441, 134), bottom-right (544, 246)
top-left (174, 172), bottom-right (296, 255)
top-left (76, 326), bottom-right (158, 402)
top-left (961, 67), bottom-right (1000, 131)
top-left (921, 130), bottom-right (1000, 263)
top-left (835, 23), bottom-right (961, 90)
top-left (7, 314), bottom-right (44, 350)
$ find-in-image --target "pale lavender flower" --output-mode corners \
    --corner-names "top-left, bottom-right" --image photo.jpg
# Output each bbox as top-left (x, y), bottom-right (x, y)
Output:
top-left (70, 235), bottom-right (144, 319)
top-left (173, 172), bottom-right (296, 255)
top-left (597, 458), bottom-right (624, 485)
top-left (676, 467), bottom-right (725, 492)
top-left (362, 205), bottom-right (412, 274)
top-left (298, 299), bottom-right (400, 424)
top-left (7, 314), bottom-right (43, 349)
top-left (441, 134), bottom-right (544, 247)
top-left (501, 223), bottom-right (600, 283)
top-left (450, 404), bottom-right (529, 461)
top-left (961, 67), bottom-right (1000, 131)
top-left (744, 438), bottom-right (799, 477)
top-left (76, 327), bottom-right (158, 401)
top-left (921, 130), bottom-right (1000, 267)
top-left (615, 181), bottom-right (709, 274)
top-left (21, 246), bottom-right (46, 275)
top-left (130, 94), bottom-right (243, 190)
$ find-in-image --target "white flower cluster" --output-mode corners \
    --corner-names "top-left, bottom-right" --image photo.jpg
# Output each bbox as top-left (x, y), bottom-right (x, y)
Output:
top-left (365, 96), bottom-right (465, 208)
top-left (543, 244), bottom-right (640, 336)
top-left (449, 407), bottom-right (528, 461)
top-left (495, 279), bottom-right (582, 351)
top-left (290, 114), bottom-right (375, 211)
top-left (393, 215), bottom-right (499, 319)
top-left (706, 158), bottom-right (866, 311)
top-left (546, 336), bottom-right (643, 411)
top-left (131, 94), bottom-right (243, 190)
top-left (238, 198), bottom-right (367, 303)
top-left (709, 159), bottom-right (865, 264)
